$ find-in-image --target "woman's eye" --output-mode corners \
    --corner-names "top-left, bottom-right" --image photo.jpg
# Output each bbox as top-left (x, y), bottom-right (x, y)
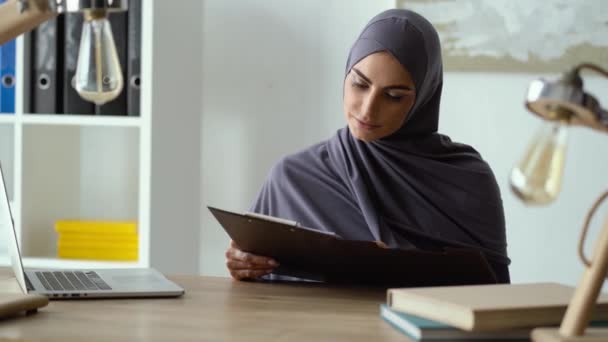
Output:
top-left (352, 81), bottom-right (368, 89)
top-left (386, 93), bottom-right (404, 101)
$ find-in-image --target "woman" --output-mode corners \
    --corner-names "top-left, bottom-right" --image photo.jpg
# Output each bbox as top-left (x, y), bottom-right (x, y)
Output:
top-left (225, 9), bottom-right (510, 283)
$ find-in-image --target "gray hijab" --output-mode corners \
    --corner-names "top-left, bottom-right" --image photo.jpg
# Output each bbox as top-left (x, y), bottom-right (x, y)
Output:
top-left (251, 9), bottom-right (510, 282)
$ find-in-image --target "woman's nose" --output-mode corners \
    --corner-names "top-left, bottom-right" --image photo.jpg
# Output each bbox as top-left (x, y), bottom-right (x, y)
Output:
top-left (360, 92), bottom-right (381, 120)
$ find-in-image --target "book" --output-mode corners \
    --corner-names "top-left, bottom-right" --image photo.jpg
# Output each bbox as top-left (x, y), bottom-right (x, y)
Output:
top-left (58, 234), bottom-right (139, 244)
top-left (58, 248), bottom-right (138, 261)
top-left (387, 282), bottom-right (608, 332)
top-left (58, 238), bottom-right (138, 250)
top-left (380, 304), bottom-right (529, 341)
top-left (55, 220), bottom-right (138, 235)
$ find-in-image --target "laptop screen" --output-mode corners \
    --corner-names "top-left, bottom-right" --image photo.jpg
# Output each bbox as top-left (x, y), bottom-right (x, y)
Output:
top-left (0, 163), bottom-right (28, 293)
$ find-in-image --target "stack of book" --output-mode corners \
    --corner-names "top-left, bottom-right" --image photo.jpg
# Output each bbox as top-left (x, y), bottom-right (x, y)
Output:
top-left (55, 220), bottom-right (138, 261)
top-left (381, 283), bottom-right (608, 341)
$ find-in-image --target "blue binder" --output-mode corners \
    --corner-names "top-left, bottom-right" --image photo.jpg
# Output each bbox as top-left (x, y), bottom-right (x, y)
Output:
top-left (0, 0), bottom-right (16, 114)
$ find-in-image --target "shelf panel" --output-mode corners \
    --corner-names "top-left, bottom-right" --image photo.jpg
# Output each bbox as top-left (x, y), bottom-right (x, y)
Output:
top-left (0, 115), bottom-right (16, 124)
top-left (20, 125), bottom-right (141, 258)
top-left (21, 114), bottom-right (141, 128)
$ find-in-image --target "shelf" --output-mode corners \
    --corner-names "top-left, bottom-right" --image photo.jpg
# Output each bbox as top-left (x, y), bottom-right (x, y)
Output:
top-left (0, 115), bottom-right (16, 124)
top-left (0, 256), bottom-right (142, 269)
top-left (0, 126), bottom-right (15, 203)
top-left (21, 114), bottom-right (142, 128)
top-left (1, 0), bottom-right (203, 275)
top-left (20, 125), bottom-right (140, 258)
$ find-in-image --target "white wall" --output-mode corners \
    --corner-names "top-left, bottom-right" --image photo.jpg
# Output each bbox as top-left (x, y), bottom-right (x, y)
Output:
top-left (199, 0), bottom-right (608, 290)
top-left (200, 0), bottom-right (394, 276)
top-left (441, 73), bottom-right (608, 289)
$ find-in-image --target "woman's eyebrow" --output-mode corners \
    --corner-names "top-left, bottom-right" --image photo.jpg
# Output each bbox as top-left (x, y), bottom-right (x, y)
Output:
top-left (386, 84), bottom-right (414, 91)
top-left (352, 68), bottom-right (372, 84)
top-left (352, 68), bottom-right (414, 91)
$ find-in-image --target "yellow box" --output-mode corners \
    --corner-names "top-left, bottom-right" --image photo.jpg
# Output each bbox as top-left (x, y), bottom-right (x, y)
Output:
top-left (58, 248), bottom-right (138, 261)
top-left (55, 220), bottom-right (137, 235)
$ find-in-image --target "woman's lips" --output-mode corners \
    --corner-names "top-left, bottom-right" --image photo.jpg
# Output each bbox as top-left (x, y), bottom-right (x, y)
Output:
top-left (353, 116), bottom-right (381, 130)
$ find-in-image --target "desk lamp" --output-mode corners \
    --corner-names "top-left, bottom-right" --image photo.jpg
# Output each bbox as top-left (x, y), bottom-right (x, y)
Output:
top-left (0, 0), bottom-right (127, 105)
top-left (510, 63), bottom-right (608, 342)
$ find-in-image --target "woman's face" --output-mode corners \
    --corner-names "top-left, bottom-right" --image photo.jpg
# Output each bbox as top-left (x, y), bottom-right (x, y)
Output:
top-left (343, 51), bottom-right (416, 142)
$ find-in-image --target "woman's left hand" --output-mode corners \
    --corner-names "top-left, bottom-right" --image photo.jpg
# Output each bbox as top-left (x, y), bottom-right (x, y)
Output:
top-left (375, 240), bottom-right (388, 248)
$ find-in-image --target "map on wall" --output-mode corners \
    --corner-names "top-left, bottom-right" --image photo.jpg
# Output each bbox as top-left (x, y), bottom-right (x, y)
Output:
top-left (396, 0), bottom-right (608, 72)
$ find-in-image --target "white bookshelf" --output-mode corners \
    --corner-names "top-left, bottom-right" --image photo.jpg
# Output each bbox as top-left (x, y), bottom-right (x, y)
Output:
top-left (0, 0), bottom-right (202, 273)
top-left (0, 116), bottom-right (14, 124)
top-left (20, 114), bottom-right (142, 127)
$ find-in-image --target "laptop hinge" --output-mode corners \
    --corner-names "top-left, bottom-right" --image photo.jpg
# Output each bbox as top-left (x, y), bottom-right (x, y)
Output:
top-left (24, 273), bottom-right (34, 292)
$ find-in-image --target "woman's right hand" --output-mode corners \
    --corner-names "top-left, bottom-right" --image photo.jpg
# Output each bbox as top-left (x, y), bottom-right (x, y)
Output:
top-left (225, 240), bottom-right (279, 281)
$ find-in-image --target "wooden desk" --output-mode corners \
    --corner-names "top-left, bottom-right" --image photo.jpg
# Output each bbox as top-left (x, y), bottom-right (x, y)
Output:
top-left (0, 269), bottom-right (406, 341)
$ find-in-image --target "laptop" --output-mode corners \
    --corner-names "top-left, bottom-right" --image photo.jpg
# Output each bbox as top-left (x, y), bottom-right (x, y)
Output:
top-left (0, 163), bottom-right (185, 299)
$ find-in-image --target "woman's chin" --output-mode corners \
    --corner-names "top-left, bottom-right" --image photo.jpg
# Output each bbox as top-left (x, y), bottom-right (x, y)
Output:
top-left (349, 127), bottom-right (378, 142)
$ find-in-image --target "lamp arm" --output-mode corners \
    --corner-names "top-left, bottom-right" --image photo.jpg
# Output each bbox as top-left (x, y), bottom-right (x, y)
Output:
top-left (575, 63), bottom-right (608, 124)
top-left (575, 63), bottom-right (608, 79)
top-left (0, 0), bottom-right (57, 45)
top-left (560, 191), bottom-right (608, 337)
top-left (578, 190), bottom-right (608, 267)
top-left (564, 63), bottom-right (608, 128)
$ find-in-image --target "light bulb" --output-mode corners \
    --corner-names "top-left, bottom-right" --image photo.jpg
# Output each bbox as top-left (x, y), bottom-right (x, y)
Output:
top-left (73, 11), bottom-right (124, 105)
top-left (510, 121), bottom-right (569, 205)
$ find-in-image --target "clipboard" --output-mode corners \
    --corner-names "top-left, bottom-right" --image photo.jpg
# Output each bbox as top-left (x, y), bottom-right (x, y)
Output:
top-left (208, 206), bottom-right (498, 287)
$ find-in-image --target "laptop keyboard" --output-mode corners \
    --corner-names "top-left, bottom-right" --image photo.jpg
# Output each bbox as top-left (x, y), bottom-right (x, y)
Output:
top-left (35, 271), bottom-right (112, 291)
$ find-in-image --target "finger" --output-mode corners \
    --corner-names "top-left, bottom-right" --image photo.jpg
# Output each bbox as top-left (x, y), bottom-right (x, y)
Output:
top-left (231, 269), bottom-right (273, 280)
top-left (241, 269), bottom-right (273, 280)
top-left (227, 248), bottom-right (279, 267)
top-left (225, 246), bottom-right (243, 260)
top-left (375, 240), bottom-right (388, 248)
top-left (227, 260), bottom-right (275, 270)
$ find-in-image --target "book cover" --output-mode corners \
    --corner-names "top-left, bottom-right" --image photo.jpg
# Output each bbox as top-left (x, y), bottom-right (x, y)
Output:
top-left (380, 304), bottom-right (529, 341)
top-left (387, 282), bottom-right (608, 332)
top-left (57, 234), bottom-right (139, 244)
top-left (58, 248), bottom-right (138, 261)
top-left (58, 239), bottom-right (138, 250)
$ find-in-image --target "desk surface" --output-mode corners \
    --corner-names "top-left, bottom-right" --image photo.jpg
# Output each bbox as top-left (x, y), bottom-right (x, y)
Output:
top-left (0, 269), bottom-right (407, 341)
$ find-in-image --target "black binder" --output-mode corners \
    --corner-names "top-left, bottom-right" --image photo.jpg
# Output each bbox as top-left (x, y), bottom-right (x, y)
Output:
top-left (127, 0), bottom-right (141, 117)
top-left (208, 206), bottom-right (498, 287)
top-left (30, 16), bottom-right (64, 114)
top-left (63, 13), bottom-right (94, 115)
top-left (96, 11), bottom-right (127, 116)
